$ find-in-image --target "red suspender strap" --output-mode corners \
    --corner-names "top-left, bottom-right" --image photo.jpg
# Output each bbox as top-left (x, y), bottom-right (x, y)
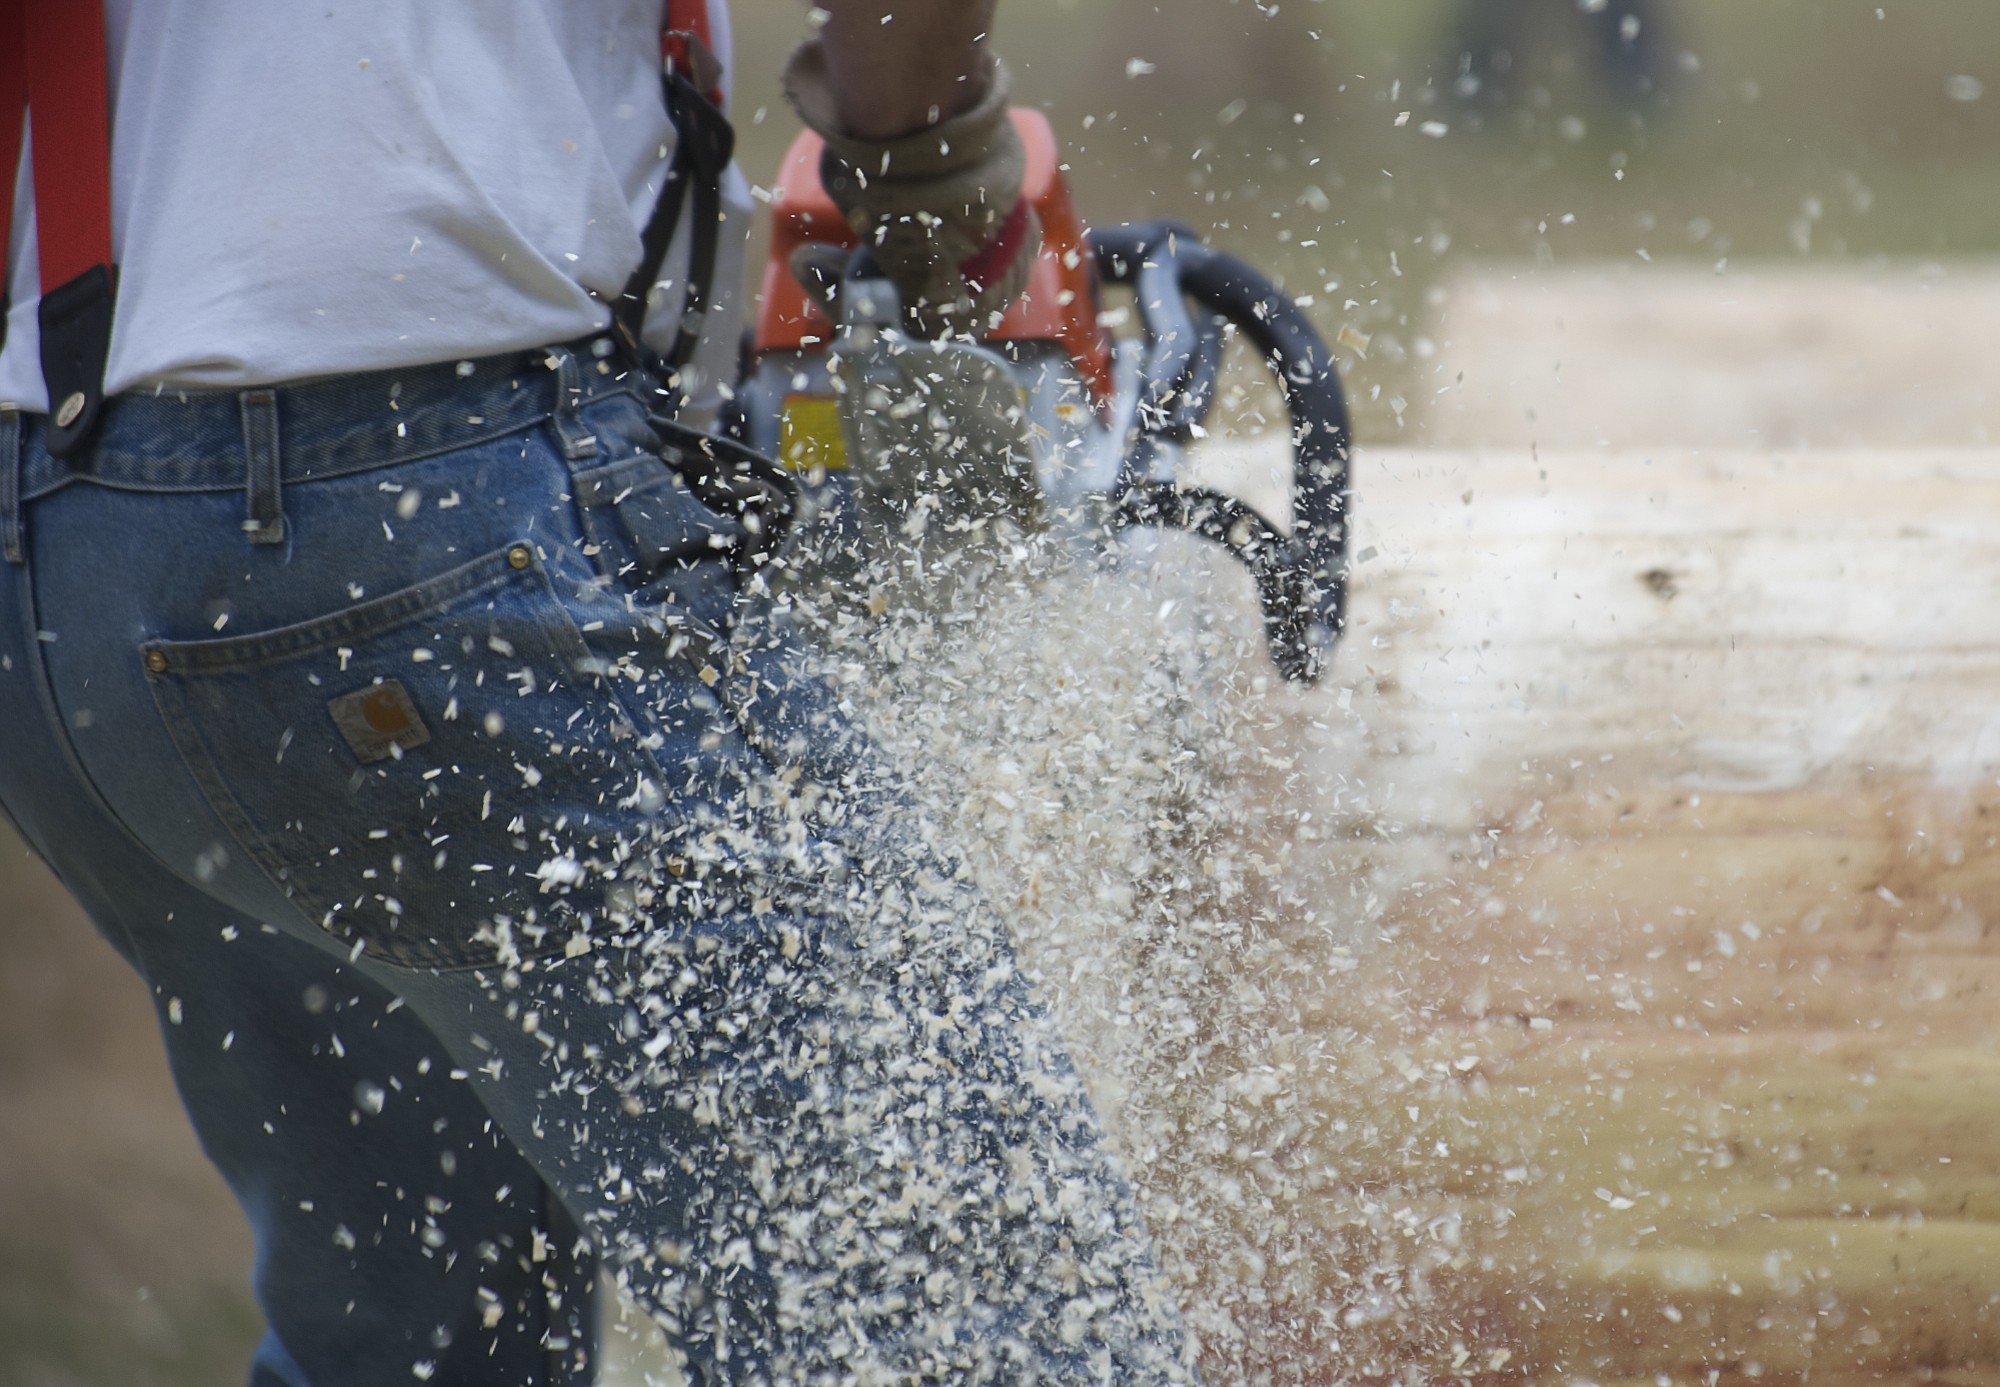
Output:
top-left (1, 0), bottom-right (118, 456)
top-left (23, 0), bottom-right (114, 289)
top-left (0, 8), bottom-right (25, 283)
top-left (666, 0), bottom-right (712, 52)
top-left (661, 0), bottom-right (725, 111)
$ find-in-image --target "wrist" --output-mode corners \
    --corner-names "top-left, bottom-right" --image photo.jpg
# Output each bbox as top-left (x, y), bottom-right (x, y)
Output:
top-left (786, 43), bottom-right (1009, 181)
top-left (806, 1), bottom-right (998, 140)
top-left (838, 51), bottom-right (992, 140)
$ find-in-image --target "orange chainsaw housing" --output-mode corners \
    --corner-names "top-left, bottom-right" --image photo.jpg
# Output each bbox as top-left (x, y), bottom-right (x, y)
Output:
top-left (752, 108), bottom-right (1115, 407)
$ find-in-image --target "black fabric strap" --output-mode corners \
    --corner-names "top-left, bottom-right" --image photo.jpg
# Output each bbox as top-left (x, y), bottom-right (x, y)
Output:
top-left (39, 263), bottom-right (117, 458)
top-left (614, 71), bottom-right (736, 377)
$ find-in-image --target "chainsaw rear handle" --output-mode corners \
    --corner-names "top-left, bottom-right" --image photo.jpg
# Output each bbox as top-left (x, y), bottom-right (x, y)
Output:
top-left (1092, 221), bottom-right (1351, 684)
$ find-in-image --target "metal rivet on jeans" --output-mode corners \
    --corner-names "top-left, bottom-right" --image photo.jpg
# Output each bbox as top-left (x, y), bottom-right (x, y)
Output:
top-left (55, 392), bottom-right (86, 429)
top-left (144, 650), bottom-right (169, 674)
top-left (507, 544), bottom-right (533, 570)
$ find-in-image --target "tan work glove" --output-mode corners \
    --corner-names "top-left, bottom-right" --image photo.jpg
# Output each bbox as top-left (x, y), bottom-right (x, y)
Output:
top-left (783, 40), bottom-right (1041, 339)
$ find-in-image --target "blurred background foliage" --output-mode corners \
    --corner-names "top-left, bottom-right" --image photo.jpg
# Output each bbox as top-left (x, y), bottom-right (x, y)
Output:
top-left (729, 0), bottom-right (2000, 438)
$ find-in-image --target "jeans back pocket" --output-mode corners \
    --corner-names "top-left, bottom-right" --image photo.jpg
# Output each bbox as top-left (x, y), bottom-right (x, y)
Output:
top-left (571, 449), bottom-right (746, 597)
top-left (145, 543), bottom-right (713, 970)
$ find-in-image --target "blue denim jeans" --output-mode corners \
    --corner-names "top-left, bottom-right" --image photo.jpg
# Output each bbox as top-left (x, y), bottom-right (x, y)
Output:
top-left (0, 349), bottom-right (1194, 1387)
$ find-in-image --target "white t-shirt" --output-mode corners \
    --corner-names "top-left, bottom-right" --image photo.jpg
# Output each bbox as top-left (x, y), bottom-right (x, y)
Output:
top-left (1, 0), bottom-right (749, 414)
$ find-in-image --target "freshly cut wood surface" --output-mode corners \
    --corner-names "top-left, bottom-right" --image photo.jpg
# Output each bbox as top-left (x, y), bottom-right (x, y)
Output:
top-left (1182, 443), bottom-right (2000, 1384)
top-left (1321, 782), bottom-right (2000, 1384)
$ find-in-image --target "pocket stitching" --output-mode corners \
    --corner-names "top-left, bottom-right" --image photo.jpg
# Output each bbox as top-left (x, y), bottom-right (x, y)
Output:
top-left (142, 542), bottom-right (680, 969)
top-left (140, 544), bottom-right (531, 675)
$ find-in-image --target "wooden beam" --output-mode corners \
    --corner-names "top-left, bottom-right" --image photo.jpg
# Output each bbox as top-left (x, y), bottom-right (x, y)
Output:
top-left (1151, 444), bottom-right (2000, 1385)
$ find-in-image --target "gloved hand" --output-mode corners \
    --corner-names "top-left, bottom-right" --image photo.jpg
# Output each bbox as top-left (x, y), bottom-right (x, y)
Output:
top-left (783, 40), bottom-right (1040, 339)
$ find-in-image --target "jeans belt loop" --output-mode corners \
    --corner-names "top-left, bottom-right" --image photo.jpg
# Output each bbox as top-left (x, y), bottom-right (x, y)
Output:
top-left (239, 389), bottom-right (286, 546)
top-left (548, 349), bottom-right (600, 461)
top-left (0, 406), bottom-right (22, 565)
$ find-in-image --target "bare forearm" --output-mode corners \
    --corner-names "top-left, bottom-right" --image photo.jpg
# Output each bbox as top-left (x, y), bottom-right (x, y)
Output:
top-left (814, 1), bottom-right (998, 138)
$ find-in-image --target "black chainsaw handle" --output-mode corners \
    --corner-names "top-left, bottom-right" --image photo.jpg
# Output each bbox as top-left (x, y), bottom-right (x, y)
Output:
top-left (1091, 220), bottom-right (1352, 684)
top-left (1116, 482), bottom-right (1329, 683)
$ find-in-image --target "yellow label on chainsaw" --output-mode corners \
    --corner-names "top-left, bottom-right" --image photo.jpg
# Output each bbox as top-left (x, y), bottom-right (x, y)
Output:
top-left (778, 395), bottom-right (847, 473)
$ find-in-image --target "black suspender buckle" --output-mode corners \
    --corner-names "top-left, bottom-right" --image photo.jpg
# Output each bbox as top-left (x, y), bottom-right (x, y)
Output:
top-left (38, 261), bottom-right (117, 460)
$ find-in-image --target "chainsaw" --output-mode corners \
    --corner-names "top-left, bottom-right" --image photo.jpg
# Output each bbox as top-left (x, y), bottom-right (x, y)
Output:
top-left (731, 110), bottom-right (1351, 684)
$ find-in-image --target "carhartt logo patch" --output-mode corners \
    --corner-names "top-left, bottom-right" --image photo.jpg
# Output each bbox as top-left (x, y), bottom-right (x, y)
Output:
top-left (329, 680), bottom-right (431, 764)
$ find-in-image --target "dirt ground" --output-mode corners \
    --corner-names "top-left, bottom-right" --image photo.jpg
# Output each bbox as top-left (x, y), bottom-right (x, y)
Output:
top-left (0, 838), bottom-right (259, 1386)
